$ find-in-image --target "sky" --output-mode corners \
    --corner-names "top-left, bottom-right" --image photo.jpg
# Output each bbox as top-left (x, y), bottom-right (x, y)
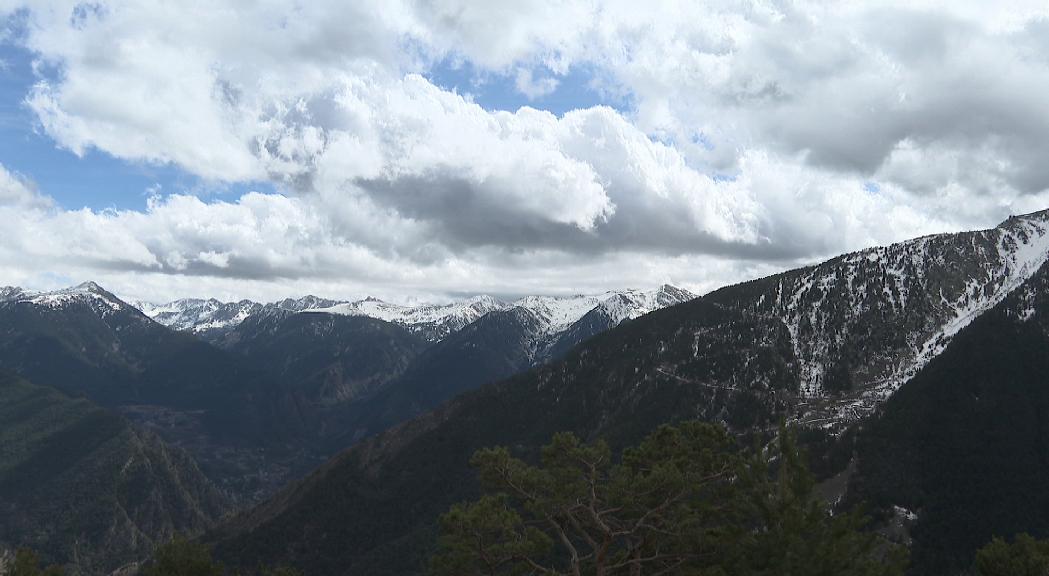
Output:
top-left (2, 1), bottom-right (1049, 304)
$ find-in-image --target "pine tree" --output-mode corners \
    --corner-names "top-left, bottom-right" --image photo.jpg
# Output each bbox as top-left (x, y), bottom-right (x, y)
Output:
top-left (737, 426), bottom-right (908, 576)
top-left (141, 538), bottom-right (223, 576)
top-left (974, 533), bottom-right (1049, 576)
top-left (432, 422), bottom-right (907, 576)
top-left (6, 549), bottom-right (62, 576)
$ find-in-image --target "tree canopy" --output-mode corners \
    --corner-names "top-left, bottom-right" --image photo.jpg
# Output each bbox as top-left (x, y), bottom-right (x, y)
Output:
top-left (974, 533), bottom-right (1049, 576)
top-left (432, 422), bottom-right (907, 576)
top-left (4, 549), bottom-right (62, 576)
top-left (142, 538), bottom-right (224, 576)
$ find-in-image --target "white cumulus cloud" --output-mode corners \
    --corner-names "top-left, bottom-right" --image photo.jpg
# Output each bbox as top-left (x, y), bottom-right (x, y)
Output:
top-left (1, 0), bottom-right (1048, 301)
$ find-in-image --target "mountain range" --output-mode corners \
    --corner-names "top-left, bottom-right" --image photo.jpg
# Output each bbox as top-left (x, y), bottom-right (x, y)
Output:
top-left (0, 281), bottom-right (695, 570)
top-left (136, 285), bottom-right (695, 346)
top-left (208, 210), bottom-right (1049, 576)
top-left (5, 211), bottom-right (1049, 574)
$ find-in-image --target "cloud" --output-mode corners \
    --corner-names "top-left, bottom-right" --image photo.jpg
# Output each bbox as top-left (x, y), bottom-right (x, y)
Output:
top-left (0, 164), bottom-right (50, 209)
top-left (0, 169), bottom-right (773, 302)
top-left (3, 1), bottom-right (1049, 300)
top-left (514, 68), bottom-right (559, 99)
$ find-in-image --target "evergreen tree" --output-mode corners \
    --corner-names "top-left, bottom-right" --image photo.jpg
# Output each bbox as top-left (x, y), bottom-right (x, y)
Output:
top-left (6, 549), bottom-right (62, 576)
top-left (432, 422), bottom-right (906, 576)
top-left (142, 538), bottom-right (224, 576)
top-left (738, 427), bottom-right (908, 576)
top-left (974, 533), bottom-right (1049, 576)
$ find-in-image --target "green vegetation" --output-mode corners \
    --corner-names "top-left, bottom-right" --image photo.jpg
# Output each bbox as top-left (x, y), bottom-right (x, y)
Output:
top-left (5, 549), bottom-right (62, 576)
top-left (138, 538), bottom-right (302, 576)
top-left (433, 422), bottom-right (906, 576)
top-left (974, 534), bottom-right (1049, 576)
top-left (0, 539), bottom-right (305, 576)
top-left (0, 373), bottom-right (228, 574)
top-left (142, 538), bottom-right (224, 576)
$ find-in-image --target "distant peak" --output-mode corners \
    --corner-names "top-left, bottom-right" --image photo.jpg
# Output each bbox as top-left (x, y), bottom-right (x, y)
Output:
top-left (16, 281), bottom-right (129, 313)
top-left (657, 284), bottom-right (695, 300)
top-left (74, 281), bottom-right (104, 292)
top-left (0, 286), bottom-right (25, 301)
top-left (998, 208), bottom-right (1049, 228)
top-left (67, 281), bottom-right (121, 301)
top-left (465, 294), bottom-right (502, 306)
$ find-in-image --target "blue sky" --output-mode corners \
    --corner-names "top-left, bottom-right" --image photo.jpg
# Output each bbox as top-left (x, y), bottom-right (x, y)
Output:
top-left (427, 58), bottom-right (629, 119)
top-left (0, 41), bottom-right (203, 209)
top-left (0, 41), bottom-right (619, 212)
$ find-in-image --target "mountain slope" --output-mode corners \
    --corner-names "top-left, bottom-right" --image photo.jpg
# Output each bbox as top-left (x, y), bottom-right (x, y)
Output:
top-left (304, 286), bottom-right (696, 444)
top-left (223, 310), bottom-right (430, 452)
top-left (706, 211), bottom-right (1049, 425)
top-left (0, 373), bottom-right (229, 575)
top-left (230, 310), bottom-right (428, 409)
top-left (336, 306), bottom-right (549, 441)
top-left (0, 282), bottom-right (248, 407)
top-left (211, 210), bottom-right (1049, 575)
top-left (848, 257), bottom-right (1049, 575)
top-left (0, 283), bottom-right (304, 499)
top-left (210, 298), bottom-right (797, 575)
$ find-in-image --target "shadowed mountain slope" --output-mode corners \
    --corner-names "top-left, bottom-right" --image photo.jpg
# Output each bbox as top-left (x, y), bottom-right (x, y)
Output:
top-left (0, 373), bottom-right (229, 575)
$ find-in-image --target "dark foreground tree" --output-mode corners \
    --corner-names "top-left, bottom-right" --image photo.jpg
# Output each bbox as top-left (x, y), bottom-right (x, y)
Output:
top-left (142, 538), bottom-right (223, 576)
top-left (139, 537), bottom-right (303, 576)
top-left (739, 429), bottom-right (907, 576)
top-left (6, 549), bottom-right (62, 576)
top-left (974, 533), bottom-right (1049, 576)
top-left (432, 422), bottom-right (907, 576)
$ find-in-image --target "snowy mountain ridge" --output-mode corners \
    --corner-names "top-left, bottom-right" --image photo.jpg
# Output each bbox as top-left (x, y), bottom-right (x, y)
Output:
top-left (708, 209), bottom-right (1049, 427)
top-left (3, 281), bottom-right (136, 318)
top-left (308, 294), bottom-right (507, 341)
top-left (137, 285), bottom-right (696, 343)
top-left (136, 298), bottom-right (262, 335)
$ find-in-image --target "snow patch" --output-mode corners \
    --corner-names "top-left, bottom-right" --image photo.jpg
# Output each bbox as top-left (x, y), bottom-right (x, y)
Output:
top-left (873, 215), bottom-right (1049, 400)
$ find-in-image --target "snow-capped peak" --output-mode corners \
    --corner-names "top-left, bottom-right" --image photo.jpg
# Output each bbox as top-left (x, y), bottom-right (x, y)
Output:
top-left (591, 286), bottom-right (695, 326)
top-left (273, 295), bottom-right (340, 312)
top-left (512, 294), bottom-right (606, 335)
top-left (74, 281), bottom-right (105, 293)
top-left (653, 284), bottom-right (696, 307)
top-left (137, 285), bottom-right (694, 343)
top-left (307, 294), bottom-right (507, 341)
top-left (512, 285), bottom-right (696, 336)
top-left (9, 281), bottom-right (130, 315)
top-left (138, 297), bottom-right (263, 335)
top-left (0, 286), bottom-right (25, 302)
